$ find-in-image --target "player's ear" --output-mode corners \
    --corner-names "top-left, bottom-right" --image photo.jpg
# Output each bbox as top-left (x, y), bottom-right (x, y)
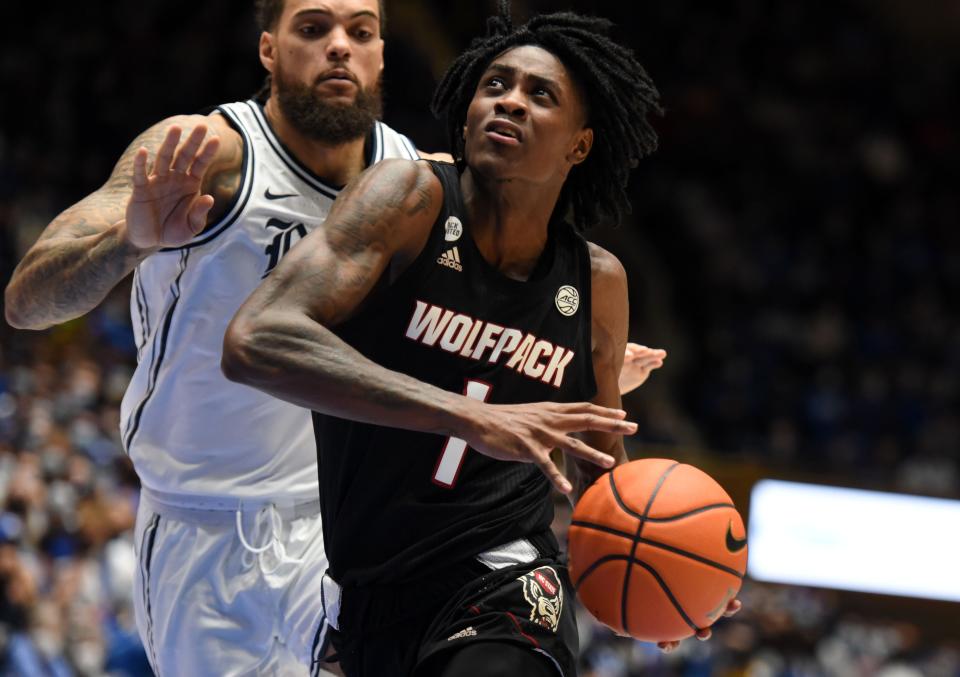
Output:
top-left (259, 31), bottom-right (276, 74)
top-left (567, 127), bottom-right (593, 166)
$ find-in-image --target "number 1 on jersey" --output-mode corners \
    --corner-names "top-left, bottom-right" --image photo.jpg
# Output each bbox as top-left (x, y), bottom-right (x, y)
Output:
top-left (433, 380), bottom-right (492, 488)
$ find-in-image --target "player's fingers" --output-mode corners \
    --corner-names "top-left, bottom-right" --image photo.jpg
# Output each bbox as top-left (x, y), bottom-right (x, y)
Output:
top-left (188, 136), bottom-right (221, 180)
top-left (558, 436), bottom-right (615, 469)
top-left (172, 125), bottom-right (208, 173)
top-left (562, 402), bottom-right (628, 419)
top-left (723, 599), bottom-right (742, 617)
top-left (549, 401), bottom-right (594, 414)
top-left (565, 413), bottom-right (637, 435)
top-left (696, 627), bottom-right (712, 641)
top-left (186, 195), bottom-right (215, 235)
top-left (534, 454), bottom-right (572, 494)
top-left (657, 640), bottom-right (679, 653)
top-left (634, 348), bottom-right (666, 363)
top-left (132, 148), bottom-right (149, 188)
top-left (154, 126), bottom-right (182, 177)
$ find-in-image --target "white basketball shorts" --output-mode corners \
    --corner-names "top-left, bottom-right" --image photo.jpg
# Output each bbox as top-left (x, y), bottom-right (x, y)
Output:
top-left (133, 489), bottom-right (334, 676)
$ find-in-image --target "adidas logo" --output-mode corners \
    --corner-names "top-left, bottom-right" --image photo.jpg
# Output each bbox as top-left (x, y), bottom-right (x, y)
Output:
top-left (437, 246), bottom-right (463, 272)
top-left (447, 627), bottom-right (478, 641)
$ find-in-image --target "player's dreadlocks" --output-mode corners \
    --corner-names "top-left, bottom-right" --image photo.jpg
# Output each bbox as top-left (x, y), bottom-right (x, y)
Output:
top-left (431, 1), bottom-right (662, 230)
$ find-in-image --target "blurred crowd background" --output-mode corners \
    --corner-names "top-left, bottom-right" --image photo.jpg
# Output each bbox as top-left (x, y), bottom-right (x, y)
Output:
top-left (1, 0), bottom-right (958, 675)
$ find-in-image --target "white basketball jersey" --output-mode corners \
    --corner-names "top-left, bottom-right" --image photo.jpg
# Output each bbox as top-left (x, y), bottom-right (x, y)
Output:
top-left (120, 100), bottom-right (421, 502)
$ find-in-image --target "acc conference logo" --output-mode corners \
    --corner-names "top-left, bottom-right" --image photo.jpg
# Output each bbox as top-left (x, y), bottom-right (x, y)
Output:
top-left (555, 285), bottom-right (579, 316)
top-left (444, 216), bottom-right (463, 242)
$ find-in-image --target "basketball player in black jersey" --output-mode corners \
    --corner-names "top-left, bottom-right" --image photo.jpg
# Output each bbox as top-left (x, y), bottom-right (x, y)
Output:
top-left (223, 5), bottom-right (739, 675)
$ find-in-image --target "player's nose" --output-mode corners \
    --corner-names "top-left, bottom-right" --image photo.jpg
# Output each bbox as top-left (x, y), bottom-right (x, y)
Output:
top-left (326, 25), bottom-right (352, 61)
top-left (494, 91), bottom-right (528, 120)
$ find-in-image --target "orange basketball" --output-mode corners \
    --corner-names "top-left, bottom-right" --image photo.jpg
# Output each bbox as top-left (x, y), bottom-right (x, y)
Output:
top-left (568, 458), bottom-right (747, 642)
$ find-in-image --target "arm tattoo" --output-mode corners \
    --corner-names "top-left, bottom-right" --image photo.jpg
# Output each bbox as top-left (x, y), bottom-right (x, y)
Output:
top-left (319, 163), bottom-right (433, 319)
top-left (6, 122), bottom-right (179, 328)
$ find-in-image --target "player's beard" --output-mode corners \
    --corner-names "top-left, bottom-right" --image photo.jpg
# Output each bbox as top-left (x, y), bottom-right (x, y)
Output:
top-left (274, 64), bottom-right (383, 145)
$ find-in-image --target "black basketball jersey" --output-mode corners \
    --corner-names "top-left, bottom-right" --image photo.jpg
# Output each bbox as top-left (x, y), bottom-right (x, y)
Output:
top-left (313, 161), bottom-right (597, 587)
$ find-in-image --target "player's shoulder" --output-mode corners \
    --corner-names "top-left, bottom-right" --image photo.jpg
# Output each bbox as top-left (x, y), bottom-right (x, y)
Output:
top-left (362, 158), bottom-right (445, 206)
top-left (586, 242), bottom-right (627, 290)
top-left (586, 243), bottom-right (628, 342)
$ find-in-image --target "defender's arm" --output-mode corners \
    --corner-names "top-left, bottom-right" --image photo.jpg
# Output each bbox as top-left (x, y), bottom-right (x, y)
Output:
top-left (5, 115), bottom-right (238, 330)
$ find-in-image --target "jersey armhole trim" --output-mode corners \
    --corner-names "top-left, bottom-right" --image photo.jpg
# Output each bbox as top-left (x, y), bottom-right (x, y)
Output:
top-left (576, 232), bottom-right (599, 402)
top-left (159, 105), bottom-right (255, 251)
top-left (400, 134), bottom-right (420, 161)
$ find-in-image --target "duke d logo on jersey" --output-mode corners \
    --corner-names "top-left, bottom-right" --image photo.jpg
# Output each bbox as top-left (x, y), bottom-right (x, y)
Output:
top-left (263, 218), bottom-right (307, 278)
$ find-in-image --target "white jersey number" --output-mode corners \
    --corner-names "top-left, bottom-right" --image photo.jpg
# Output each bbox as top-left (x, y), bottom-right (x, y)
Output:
top-left (432, 380), bottom-right (492, 488)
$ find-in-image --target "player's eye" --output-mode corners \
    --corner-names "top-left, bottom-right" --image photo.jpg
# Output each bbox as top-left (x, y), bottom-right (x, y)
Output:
top-left (299, 23), bottom-right (325, 37)
top-left (355, 27), bottom-right (375, 40)
top-left (486, 76), bottom-right (507, 89)
top-left (533, 87), bottom-right (556, 102)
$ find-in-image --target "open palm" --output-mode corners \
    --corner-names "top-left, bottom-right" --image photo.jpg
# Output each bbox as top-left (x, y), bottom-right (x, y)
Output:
top-left (125, 124), bottom-right (220, 249)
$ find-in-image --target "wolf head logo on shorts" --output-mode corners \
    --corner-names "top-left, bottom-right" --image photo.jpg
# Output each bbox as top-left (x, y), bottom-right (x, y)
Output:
top-left (518, 566), bottom-right (564, 633)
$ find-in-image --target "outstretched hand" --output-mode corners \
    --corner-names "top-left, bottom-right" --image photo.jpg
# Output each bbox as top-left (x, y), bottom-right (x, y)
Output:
top-left (618, 344), bottom-right (667, 395)
top-left (125, 124), bottom-right (221, 250)
top-left (462, 401), bottom-right (636, 494)
top-left (656, 599), bottom-right (743, 653)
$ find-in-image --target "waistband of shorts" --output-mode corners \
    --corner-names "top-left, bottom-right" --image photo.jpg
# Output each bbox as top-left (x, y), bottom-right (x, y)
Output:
top-left (324, 529), bottom-right (559, 634)
top-left (139, 487), bottom-right (322, 525)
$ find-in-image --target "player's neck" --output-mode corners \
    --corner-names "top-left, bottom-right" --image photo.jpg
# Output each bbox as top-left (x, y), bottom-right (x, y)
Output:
top-left (264, 98), bottom-right (368, 188)
top-left (461, 168), bottom-right (561, 282)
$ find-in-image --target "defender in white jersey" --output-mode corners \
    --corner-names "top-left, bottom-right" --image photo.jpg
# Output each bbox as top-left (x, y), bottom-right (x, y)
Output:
top-left (5, 0), bottom-right (434, 674)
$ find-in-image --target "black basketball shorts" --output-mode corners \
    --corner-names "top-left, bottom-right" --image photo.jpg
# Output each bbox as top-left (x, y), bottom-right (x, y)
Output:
top-left (329, 557), bottom-right (578, 677)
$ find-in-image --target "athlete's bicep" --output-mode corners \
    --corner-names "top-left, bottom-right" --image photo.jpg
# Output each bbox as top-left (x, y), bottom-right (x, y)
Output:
top-left (246, 159), bottom-right (442, 327)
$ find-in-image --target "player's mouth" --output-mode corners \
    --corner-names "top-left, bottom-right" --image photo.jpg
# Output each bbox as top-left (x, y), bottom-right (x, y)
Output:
top-left (484, 119), bottom-right (523, 146)
top-left (317, 69), bottom-right (358, 86)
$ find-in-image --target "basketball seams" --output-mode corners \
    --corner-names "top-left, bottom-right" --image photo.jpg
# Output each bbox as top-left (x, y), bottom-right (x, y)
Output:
top-left (644, 502), bottom-right (736, 522)
top-left (630, 560), bottom-right (700, 633)
top-left (615, 462), bottom-right (679, 637)
top-left (607, 480), bottom-right (735, 524)
top-left (605, 468), bottom-right (646, 521)
top-left (570, 555), bottom-right (701, 635)
top-left (570, 519), bottom-right (745, 579)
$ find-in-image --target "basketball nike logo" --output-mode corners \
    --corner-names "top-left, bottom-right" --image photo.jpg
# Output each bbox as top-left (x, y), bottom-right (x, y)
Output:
top-left (725, 521), bottom-right (747, 553)
top-left (264, 188), bottom-right (297, 201)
